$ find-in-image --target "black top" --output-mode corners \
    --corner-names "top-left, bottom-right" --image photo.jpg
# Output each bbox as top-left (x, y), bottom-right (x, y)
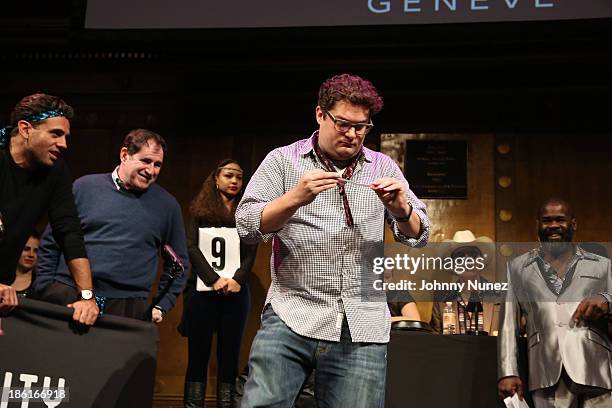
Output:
top-left (16, 281), bottom-right (33, 298)
top-left (0, 145), bottom-right (86, 284)
top-left (177, 213), bottom-right (257, 336)
top-left (387, 290), bottom-right (416, 317)
top-left (185, 214), bottom-right (257, 289)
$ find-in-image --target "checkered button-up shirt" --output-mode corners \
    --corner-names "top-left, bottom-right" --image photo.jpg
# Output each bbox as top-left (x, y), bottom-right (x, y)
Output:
top-left (236, 133), bottom-right (430, 343)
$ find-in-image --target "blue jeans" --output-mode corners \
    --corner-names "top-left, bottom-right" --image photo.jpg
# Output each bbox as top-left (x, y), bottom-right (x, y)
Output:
top-left (242, 306), bottom-right (387, 408)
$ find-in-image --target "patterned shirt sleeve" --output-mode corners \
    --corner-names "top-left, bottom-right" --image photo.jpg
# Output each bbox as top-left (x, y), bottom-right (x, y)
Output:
top-left (236, 148), bottom-right (286, 244)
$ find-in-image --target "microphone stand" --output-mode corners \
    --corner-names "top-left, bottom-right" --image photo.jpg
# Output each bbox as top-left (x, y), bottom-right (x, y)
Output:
top-left (147, 261), bottom-right (184, 320)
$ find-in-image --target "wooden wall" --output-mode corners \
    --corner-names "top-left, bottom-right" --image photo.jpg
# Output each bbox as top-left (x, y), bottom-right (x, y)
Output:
top-left (382, 133), bottom-right (496, 243)
top-left (495, 134), bottom-right (612, 243)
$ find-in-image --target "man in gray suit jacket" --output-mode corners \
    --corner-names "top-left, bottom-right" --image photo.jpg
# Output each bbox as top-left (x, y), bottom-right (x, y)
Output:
top-left (498, 198), bottom-right (612, 408)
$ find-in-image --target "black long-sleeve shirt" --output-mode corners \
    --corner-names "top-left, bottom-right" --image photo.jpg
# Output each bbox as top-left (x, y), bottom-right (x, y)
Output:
top-left (0, 146), bottom-right (86, 284)
top-left (185, 214), bottom-right (257, 289)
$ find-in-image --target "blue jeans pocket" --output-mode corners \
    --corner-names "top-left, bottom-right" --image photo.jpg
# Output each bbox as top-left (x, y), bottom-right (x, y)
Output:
top-left (261, 303), bottom-right (275, 323)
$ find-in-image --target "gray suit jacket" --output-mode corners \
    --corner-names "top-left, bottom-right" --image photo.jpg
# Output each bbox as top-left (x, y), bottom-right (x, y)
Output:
top-left (498, 248), bottom-right (612, 391)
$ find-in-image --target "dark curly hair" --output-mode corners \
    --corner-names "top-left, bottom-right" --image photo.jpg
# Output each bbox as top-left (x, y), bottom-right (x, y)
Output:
top-left (10, 93), bottom-right (74, 135)
top-left (189, 158), bottom-right (243, 225)
top-left (318, 74), bottom-right (384, 116)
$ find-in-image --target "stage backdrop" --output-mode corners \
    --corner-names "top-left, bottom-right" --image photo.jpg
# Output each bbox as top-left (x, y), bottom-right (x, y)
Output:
top-left (0, 299), bottom-right (158, 408)
top-left (85, 0), bottom-right (612, 29)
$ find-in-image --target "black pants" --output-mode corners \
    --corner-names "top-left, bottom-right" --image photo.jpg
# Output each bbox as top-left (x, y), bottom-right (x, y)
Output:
top-left (184, 286), bottom-right (250, 386)
top-left (38, 280), bottom-right (149, 321)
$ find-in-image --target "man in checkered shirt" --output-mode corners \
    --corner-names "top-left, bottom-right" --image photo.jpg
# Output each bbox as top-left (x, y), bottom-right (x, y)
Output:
top-left (236, 73), bottom-right (430, 407)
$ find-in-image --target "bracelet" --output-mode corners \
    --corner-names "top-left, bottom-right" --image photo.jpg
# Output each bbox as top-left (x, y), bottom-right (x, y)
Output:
top-left (394, 204), bottom-right (413, 223)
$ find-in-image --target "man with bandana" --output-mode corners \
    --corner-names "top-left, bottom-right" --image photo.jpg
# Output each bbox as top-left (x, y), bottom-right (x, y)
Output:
top-left (498, 198), bottom-right (612, 408)
top-left (0, 93), bottom-right (98, 324)
top-left (236, 74), bottom-right (430, 407)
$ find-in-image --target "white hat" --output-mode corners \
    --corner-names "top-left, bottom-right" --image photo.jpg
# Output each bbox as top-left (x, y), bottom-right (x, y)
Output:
top-left (442, 230), bottom-right (495, 263)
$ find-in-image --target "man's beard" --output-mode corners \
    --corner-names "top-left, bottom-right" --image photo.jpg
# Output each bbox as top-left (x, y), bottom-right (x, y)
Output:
top-left (539, 226), bottom-right (574, 256)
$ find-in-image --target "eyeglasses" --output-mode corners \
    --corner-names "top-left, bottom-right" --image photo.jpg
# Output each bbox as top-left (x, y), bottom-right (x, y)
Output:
top-left (325, 110), bottom-right (374, 136)
top-left (451, 247), bottom-right (483, 259)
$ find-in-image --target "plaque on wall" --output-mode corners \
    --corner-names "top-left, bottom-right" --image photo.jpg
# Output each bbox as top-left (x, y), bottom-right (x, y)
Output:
top-left (404, 140), bottom-right (467, 199)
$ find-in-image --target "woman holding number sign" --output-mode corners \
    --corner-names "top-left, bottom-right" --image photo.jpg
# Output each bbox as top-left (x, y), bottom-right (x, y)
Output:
top-left (180, 159), bottom-right (257, 408)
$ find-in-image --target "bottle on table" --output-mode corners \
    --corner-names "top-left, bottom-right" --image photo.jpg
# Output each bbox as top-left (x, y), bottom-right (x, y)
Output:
top-left (442, 301), bottom-right (457, 335)
top-left (466, 300), bottom-right (485, 333)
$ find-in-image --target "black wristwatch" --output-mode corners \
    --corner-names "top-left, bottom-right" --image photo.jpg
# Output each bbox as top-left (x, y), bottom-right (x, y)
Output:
top-left (394, 204), bottom-right (414, 223)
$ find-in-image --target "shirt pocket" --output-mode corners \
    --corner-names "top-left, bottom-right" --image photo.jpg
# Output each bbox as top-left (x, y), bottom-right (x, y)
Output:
top-left (528, 332), bottom-right (541, 349)
top-left (578, 274), bottom-right (602, 280)
top-left (585, 329), bottom-right (611, 352)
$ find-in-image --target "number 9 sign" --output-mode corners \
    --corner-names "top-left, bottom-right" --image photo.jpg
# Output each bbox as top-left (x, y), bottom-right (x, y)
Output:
top-left (197, 228), bottom-right (241, 291)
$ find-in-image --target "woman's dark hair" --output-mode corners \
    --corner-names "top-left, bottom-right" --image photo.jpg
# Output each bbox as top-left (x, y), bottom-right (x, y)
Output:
top-left (189, 158), bottom-right (243, 225)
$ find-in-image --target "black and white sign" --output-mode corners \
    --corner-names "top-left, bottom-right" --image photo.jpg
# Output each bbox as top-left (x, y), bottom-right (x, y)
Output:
top-left (405, 140), bottom-right (468, 199)
top-left (196, 227), bottom-right (240, 291)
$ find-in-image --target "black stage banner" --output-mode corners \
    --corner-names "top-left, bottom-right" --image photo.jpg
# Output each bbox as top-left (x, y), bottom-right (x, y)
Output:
top-left (0, 298), bottom-right (158, 408)
top-left (86, 0), bottom-right (612, 29)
